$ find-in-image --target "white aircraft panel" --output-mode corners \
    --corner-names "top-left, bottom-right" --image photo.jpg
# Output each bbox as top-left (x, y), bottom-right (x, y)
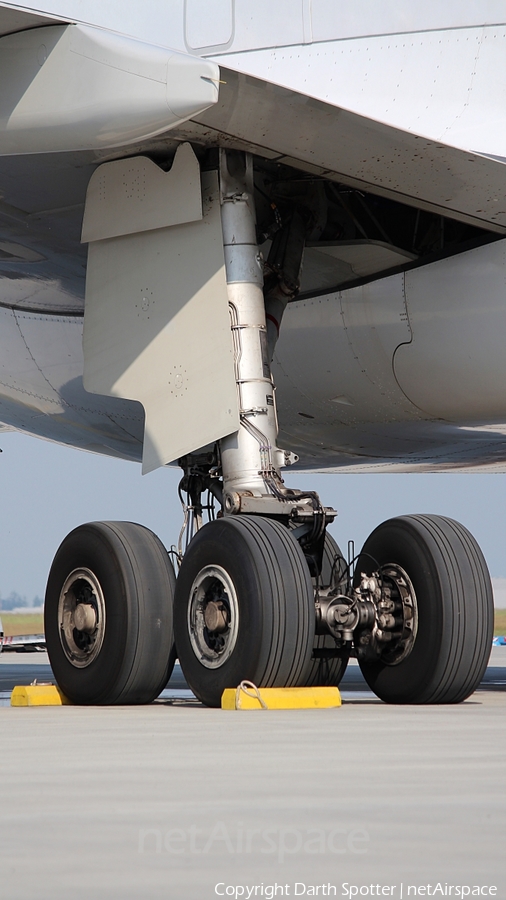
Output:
top-left (216, 27), bottom-right (506, 159)
top-left (185, 0), bottom-right (233, 49)
top-left (0, 24), bottom-right (219, 154)
top-left (83, 155), bottom-right (239, 473)
top-left (273, 273), bottom-right (417, 430)
top-left (81, 144), bottom-right (202, 243)
top-left (310, 1), bottom-right (506, 43)
top-left (6, 1), bottom-right (505, 57)
top-left (394, 239), bottom-right (506, 421)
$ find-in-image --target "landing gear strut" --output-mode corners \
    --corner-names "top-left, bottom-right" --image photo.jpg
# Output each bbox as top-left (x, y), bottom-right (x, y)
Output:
top-left (174, 149), bottom-right (336, 703)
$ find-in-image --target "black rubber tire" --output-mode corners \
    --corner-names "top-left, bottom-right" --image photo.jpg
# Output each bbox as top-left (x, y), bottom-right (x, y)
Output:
top-left (45, 522), bottom-right (176, 705)
top-left (174, 516), bottom-right (315, 707)
top-left (305, 533), bottom-right (349, 687)
top-left (354, 515), bottom-right (494, 704)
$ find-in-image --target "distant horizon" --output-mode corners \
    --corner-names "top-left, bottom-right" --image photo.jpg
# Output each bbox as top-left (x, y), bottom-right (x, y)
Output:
top-left (0, 591), bottom-right (44, 612)
top-left (1, 432), bottom-right (506, 602)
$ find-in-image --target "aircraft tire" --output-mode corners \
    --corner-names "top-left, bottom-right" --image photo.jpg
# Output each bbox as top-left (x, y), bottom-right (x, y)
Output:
top-left (44, 521), bottom-right (176, 704)
top-left (305, 532), bottom-right (349, 687)
top-left (173, 515), bottom-right (314, 707)
top-left (355, 515), bottom-right (493, 704)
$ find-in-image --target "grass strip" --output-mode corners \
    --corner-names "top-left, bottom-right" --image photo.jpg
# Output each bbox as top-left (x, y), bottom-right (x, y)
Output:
top-left (1, 612), bottom-right (44, 636)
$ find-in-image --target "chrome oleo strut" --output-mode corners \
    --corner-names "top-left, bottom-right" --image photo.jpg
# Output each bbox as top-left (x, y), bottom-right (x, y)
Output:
top-left (177, 150), bottom-right (335, 576)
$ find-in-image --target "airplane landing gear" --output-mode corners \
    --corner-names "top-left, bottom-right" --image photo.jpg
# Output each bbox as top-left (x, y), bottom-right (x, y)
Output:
top-left (44, 148), bottom-right (493, 708)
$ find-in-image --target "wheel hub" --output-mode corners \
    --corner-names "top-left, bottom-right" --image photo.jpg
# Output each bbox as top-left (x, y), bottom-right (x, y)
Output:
top-left (58, 568), bottom-right (106, 668)
top-left (203, 599), bottom-right (229, 633)
top-left (73, 602), bottom-right (97, 633)
top-left (316, 561), bottom-right (418, 666)
top-left (187, 565), bottom-right (239, 669)
top-left (354, 564), bottom-right (418, 666)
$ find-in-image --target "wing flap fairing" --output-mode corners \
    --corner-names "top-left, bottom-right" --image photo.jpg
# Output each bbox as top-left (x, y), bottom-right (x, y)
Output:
top-left (0, 24), bottom-right (219, 154)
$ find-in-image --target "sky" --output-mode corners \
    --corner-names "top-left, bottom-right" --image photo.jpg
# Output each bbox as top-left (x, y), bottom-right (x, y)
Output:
top-left (1, 430), bottom-right (505, 604)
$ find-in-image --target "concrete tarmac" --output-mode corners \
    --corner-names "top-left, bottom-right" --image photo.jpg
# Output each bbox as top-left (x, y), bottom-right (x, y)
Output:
top-left (1, 650), bottom-right (505, 900)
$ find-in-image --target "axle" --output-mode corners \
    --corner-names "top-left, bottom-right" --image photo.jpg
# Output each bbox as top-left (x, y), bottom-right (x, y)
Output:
top-left (315, 563), bottom-right (418, 665)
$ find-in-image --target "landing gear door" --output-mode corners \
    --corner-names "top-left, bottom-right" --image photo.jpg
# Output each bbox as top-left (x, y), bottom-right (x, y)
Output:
top-left (82, 143), bottom-right (239, 473)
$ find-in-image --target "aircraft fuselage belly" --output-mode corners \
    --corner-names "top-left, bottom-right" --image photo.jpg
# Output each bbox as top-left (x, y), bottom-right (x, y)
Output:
top-left (2, 239), bottom-right (506, 472)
